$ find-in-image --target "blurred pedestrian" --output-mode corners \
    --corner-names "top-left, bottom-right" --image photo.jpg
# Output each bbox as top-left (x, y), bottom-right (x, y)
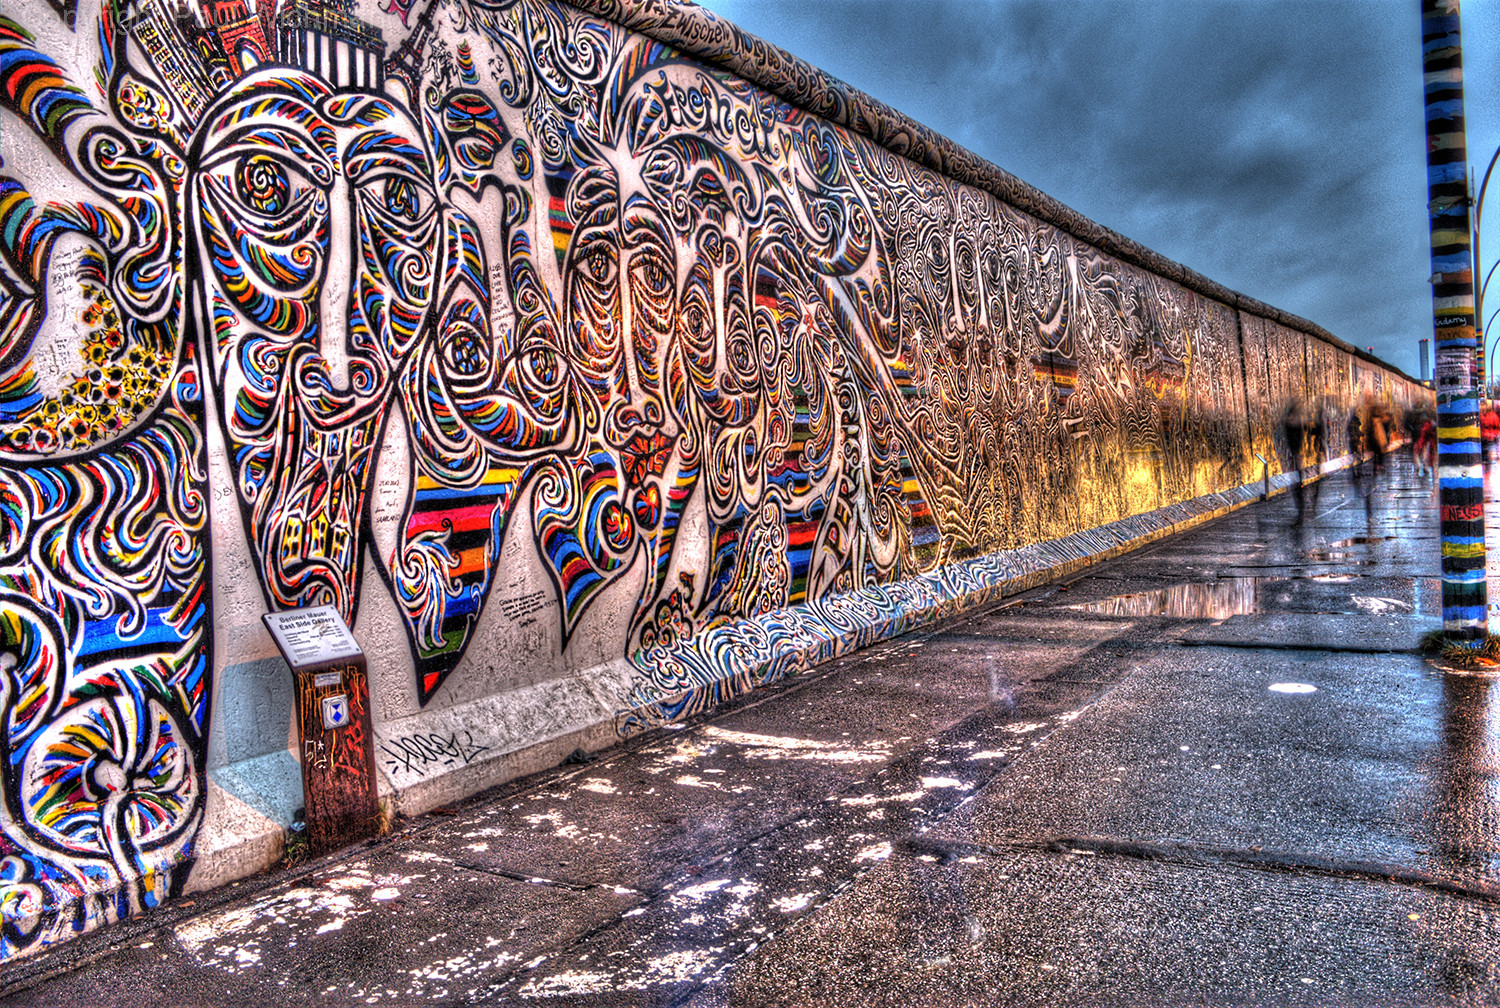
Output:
top-left (1481, 404), bottom-right (1500, 462)
top-left (1358, 394), bottom-right (1393, 528)
top-left (1281, 400), bottom-right (1324, 521)
top-left (1347, 403), bottom-right (1370, 499)
top-left (1368, 396), bottom-right (1392, 469)
top-left (1346, 405), bottom-right (1364, 458)
top-left (1304, 397), bottom-right (1327, 516)
top-left (1414, 412), bottom-right (1437, 478)
top-left (1280, 401), bottom-right (1307, 471)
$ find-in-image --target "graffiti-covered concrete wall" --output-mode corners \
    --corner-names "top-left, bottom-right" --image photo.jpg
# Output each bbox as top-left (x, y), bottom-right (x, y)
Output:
top-left (0, 0), bottom-right (1427, 955)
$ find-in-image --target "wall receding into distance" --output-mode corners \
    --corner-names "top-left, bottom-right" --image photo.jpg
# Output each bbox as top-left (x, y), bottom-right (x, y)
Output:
top-left (0, 0), bottom-right (1427, 956)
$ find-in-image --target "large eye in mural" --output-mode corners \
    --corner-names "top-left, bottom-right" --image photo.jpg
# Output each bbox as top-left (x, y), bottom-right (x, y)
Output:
top-left (523, 345), bottom-right (562, 388)
top-left (983, 248), bottom-right (1004, 288)
top-left (567, 237), bottom-right (622, 366)
top-left (955, 240), bottom-right (978, 317)
top-left (442, 332), bottom-right (488, 378)
top-left (926, 232), bottom-right (949, 276)
top-left (199, 150), bottom-right (327, 313)
top-left (503, 341), bottom-right (569, 421)
top-left (628, 247), bottom-right (675, 364)
top-left (210, 153), bottom-right (323, 230)
top-left (237, 157), bottom-right (297, 217)
top-left (580, 242), bottom-right (618, 287)
top-left (682, 302), bottom-right (708, 345)
top-left (631, 257), bottom-right (672, 300)
top-left (675, 268), bottom-right (717, 396)
top-left (439, 298), bottom-right (491, 380)
top-left (369, 173), bottom-right (437, 230)
top-left (728, 329), bottom-right (754, 374)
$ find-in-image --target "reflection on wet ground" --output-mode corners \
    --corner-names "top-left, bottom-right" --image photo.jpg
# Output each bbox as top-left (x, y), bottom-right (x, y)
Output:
top-left (1069, 528), bottom-right (1430, 621)
top-left (1069, 578), bottom-right (1274, 620)
top-left (1069, 580), bottom-right (1424, 621)
top-left (1304, 535), bottom-right (1398, 564)
top-left (1303, 550), bottom-right (1369, 563)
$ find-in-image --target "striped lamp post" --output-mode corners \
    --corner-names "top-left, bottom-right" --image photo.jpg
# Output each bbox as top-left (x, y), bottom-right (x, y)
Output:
top-left (1422, 0), bottom-right (1487, 646)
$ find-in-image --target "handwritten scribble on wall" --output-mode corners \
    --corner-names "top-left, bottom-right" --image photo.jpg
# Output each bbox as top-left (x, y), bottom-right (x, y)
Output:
top-left (0, 0), bottom-right (1421, 956)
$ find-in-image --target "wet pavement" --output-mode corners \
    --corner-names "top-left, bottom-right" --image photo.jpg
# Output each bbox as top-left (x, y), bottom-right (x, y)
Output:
top-left (6, 454), bottom-right (1500, 1006)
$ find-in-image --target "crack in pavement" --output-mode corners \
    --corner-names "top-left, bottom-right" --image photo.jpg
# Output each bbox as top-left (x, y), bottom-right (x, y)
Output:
top-left (447, 861), bottom-right (598, 893)
top-left (897, 833), bottom-right (1500, 904)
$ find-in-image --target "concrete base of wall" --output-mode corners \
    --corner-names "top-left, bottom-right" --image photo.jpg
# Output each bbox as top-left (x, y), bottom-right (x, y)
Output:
top-left (176, 459), bottom-right (1354, 916)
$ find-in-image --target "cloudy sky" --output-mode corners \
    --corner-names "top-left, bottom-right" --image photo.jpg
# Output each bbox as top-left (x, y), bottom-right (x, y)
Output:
top-left (695, 0), bottom-right (1500, 380)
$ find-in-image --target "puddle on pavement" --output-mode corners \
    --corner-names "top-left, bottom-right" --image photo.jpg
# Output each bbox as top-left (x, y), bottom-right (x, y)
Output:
top-left (1068, 578), bottom-right (1277, 620)
top-left (1073, 576), bottom-right (1424, 621)
top-left (1070, 530), bottom-right (1434, 622)
top-left (1305, 550), bottom-right (1367, 563)
top-left (1304, 536), bottom-right (1398, 564)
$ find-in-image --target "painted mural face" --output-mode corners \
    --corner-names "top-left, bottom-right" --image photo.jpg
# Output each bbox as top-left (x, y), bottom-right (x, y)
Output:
top-left (567, 180), bottom-right (679, 523)
top-left (191, 69), bottom-right (443, 618)
top-left (541, 164), bottom-right (696, 639)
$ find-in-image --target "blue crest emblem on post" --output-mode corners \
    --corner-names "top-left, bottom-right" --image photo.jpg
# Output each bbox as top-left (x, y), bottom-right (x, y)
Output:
top-left (321, 693), bottom-right (351, 730)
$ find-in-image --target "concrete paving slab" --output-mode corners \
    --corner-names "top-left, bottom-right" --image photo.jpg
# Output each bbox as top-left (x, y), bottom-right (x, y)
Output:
top-left (930, 644), bottom-right (1500, 891)
top-left (701, 846), bottom-right (1500, 1008)
top-left (0, 846), bottom-right (634, 1006)
top-left (408, 626), bottom-right (1113, 893)
top-left (424, 722), bottom-right (910, 892)
top-left (465, 643), bottom-right (1158, 1006)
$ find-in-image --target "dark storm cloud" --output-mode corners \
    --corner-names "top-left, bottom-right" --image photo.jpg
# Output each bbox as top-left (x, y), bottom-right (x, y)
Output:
top-left (700, 0), bottom-right (1500, 376)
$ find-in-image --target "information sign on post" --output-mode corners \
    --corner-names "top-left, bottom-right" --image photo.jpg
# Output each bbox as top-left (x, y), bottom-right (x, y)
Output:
top-left (263, 605), bottom-right (380, 852)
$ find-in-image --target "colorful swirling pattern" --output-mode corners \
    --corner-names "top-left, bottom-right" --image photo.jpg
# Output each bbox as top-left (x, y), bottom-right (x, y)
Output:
top-left (0, 0), bottom-right (1428, 958)
top-left (0, 4), bottom-right (206, 957)
top-left (450, 0), bottom-right (1422, 706)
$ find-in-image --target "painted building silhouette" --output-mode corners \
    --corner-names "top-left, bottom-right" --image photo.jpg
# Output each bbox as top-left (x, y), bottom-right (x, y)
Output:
top-left (125, 0), bottom-right (384, 116)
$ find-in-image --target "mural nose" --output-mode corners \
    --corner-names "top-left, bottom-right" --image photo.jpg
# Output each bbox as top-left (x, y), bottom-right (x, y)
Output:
top-left (318, 180), bottom-right (353, 393)
top-left (947, 246), bottom-right (967, 341)
top-left (607, 396), bottom-right (666, 444)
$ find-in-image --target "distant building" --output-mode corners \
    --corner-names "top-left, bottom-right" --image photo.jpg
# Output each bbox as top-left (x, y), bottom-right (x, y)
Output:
top-left (122, 0), bottom-right (216, 115)
top-left (276, 0), bottom-right (384, 91)
top-left (200, 0), bottom-right (273, 69)
top-left (126, 0), bottom-right (384, 114)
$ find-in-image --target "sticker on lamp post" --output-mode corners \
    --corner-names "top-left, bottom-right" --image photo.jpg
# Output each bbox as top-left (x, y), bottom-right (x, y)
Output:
top-left (321, 693), bottom-right (351, 730)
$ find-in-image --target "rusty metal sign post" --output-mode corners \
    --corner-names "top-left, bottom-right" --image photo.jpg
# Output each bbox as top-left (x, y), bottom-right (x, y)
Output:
top-left (263, 605), bottom-right (381, 851)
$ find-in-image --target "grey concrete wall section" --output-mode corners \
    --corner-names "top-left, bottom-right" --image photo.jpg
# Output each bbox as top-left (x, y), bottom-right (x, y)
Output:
top-left (0, 0), bottom-right (1430, 959)
top-left (208, 657), bottom-right (294, 771)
